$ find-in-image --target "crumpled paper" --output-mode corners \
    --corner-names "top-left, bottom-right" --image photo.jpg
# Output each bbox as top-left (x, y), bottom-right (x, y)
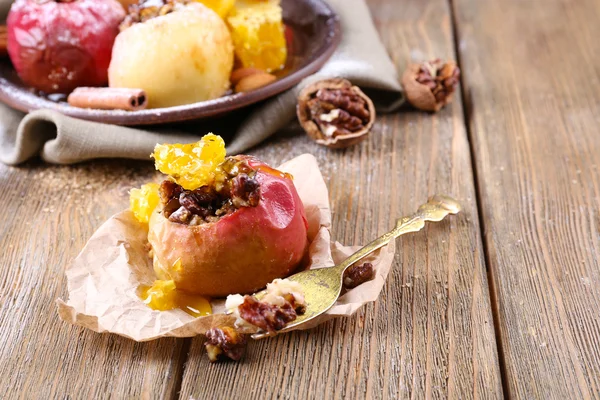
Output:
top-left (57, 154), bottom-right (396, 341)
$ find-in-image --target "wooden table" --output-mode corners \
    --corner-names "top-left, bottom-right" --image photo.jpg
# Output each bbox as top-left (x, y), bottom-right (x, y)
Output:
top-left (1, 0), bottom-right (599, 398)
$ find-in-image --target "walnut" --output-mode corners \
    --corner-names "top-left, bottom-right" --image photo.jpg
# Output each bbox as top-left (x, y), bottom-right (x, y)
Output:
top-left (343, 262), bottom-right (375, 289)
top-left (229, 174), bottom-right (261, 208)
top-left (401, 59), bottom-right (460, 112)
top-left (205, 326), bottom-right (248, 362)
top-left (297, 78), bottom-right (376, 149)
top-left (237, 296), bottom-right (298, 333)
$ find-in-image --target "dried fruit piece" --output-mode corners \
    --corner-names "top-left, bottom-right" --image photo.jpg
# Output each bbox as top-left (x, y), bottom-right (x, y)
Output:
top-left (230, 67), bottom-right (264, 85)
top-left (130, 183), bottom-right (160, 223)
top-left (227, 1), bottom-right (287, 72)
top-left (401, 59), bottom-right (460, 112)
top-left (297, 78), bottom-right (376, 149)
top-left (205, 326), bottom-right (248, 362)
top-left (152, 134), bottom-right (226, 190)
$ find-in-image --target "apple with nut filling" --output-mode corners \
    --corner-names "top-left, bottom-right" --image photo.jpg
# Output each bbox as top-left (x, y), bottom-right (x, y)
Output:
top-left (143, 136), bottom-right (309, 297)
top-left (109, 0), bottom-right (233, 108)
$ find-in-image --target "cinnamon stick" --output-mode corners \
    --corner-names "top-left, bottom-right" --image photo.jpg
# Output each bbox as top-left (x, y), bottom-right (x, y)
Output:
top-left (0, 25), bottom-right (8, 57)
top-left (67, 87), bottom-right (148, 111)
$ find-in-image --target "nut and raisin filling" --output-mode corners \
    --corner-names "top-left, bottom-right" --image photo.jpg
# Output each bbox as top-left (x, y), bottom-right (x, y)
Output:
top-left (159, 156), bottom-right (261, 225)
top-left (205, 326), bottom-right (248, 362)
top-left (120, 0), bottom-right (191, 31)
top-left (306, 88), bottom-right (371, 138)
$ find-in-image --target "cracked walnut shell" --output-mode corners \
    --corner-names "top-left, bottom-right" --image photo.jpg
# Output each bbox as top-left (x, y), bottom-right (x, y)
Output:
top-left (401, 59), bottom-right (460, 112)
top-left (296, 78), bottom-right (376, 149)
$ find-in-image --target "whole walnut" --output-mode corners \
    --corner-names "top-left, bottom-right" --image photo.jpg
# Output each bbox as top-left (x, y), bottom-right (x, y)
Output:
top-left (401, 59), bottom-right (460, 112)
top-left (297, 78), bottom-right (376, 149)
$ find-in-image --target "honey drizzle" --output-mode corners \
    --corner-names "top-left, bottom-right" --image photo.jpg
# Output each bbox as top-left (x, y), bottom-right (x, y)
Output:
top-left (139, 280), bottom-right (212, 317)
top-left (256, 164), bottom-right (293, 180)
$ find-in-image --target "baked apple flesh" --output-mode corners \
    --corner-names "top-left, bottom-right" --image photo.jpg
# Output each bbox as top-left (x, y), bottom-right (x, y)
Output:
top-left (148, 156), bottom-right (309, 297)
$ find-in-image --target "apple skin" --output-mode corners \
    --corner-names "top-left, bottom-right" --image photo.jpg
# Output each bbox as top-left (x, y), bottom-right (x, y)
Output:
top-left (108, 3), bottom-right (233, 108)
top-left (7, 0), bottom-right (125, 94)
top-left (148, 159), bottom-right (309, 297)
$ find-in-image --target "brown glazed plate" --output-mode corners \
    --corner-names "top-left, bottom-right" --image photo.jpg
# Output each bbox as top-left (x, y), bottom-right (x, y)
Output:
top-left (0, 0), bottom-right (341, 126)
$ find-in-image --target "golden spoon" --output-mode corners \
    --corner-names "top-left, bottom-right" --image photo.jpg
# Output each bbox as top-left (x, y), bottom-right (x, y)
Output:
top-left (251, 195), bottom-right (461, 340)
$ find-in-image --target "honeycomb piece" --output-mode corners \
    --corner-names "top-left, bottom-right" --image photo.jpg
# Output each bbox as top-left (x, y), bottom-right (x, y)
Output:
top-left (227, 1), bottom-right (287, 72)
top-left (194, 0), bottom-right (235, 18)
top-left (153, 133), bottom-right (226, 190)
top-left (130, 183), bottom-right (160, 223)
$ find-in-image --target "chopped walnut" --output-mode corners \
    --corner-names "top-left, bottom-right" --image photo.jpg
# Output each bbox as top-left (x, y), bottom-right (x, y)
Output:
top-left (205, 326), bottom-right (248, 362)
top-left (120, 0), bottom-right (191, 31)
top-left (238, 296), bottom-right (298, 333)
top-left (229, 174), bottom-right (261, 208)
top-left (169, 206), bottom-right (192, 224)
top-left (226, 278), bottom-right (307, 333)
top-left (343, 262), bottom-right (375, 289)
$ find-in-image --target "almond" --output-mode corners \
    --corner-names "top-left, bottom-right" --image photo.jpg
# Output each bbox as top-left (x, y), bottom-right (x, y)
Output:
top-left (230, 67), bottom-right (264, 85)
top-left (235, 72), bottom-right (277, 93)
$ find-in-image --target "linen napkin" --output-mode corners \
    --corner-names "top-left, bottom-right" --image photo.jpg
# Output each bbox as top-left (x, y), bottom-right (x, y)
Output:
top-left (0, 0), bottom-right (403, 165)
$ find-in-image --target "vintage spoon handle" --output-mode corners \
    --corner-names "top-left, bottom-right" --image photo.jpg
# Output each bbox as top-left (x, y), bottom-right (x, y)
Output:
top-left (333, 195), bottom-right (461, 273)
top-left (250, 195), bottom-right (461, 340)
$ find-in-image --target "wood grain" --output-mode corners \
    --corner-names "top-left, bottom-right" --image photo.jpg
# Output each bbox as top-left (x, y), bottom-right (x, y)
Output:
top-left (178, 0), bottom-right (503, 398)
top-left (0, 161), bottom-right (187, 399)
top-left (452, 0), bottom-right (600, 397)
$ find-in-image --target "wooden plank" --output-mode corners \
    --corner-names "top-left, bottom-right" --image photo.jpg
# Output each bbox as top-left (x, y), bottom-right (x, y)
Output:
top-left (452, 0), bottom-right (600, 397)
top-left (0, 161), bottom-right (186, 399)
top-left (178, 0), bottom-right (503, 398)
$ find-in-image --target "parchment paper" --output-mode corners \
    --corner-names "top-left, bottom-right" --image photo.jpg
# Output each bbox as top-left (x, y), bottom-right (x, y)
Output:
top-left (57, 154), bottom-right (396, 341)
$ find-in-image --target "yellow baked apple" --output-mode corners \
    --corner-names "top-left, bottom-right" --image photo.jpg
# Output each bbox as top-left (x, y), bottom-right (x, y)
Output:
top-left (109, 1), bottom-right (234, 109)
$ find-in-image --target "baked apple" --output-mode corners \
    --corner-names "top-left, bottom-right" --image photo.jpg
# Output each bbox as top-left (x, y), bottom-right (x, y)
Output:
top-left (145, 135), bottom-right (309, 297)
top-left (7, 0), bottom-right (125, 94)
top-left (109, 1), bottom-right (234, 108)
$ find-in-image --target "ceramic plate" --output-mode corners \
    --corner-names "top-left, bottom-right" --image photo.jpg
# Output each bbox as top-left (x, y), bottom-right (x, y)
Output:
top-left (0, 0), bottom-right (341, 126)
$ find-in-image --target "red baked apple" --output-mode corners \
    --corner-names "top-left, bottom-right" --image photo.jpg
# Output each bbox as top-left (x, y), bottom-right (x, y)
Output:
top-left (148, 156), bottom-right (309, 297)
top-left (7, 0), bottom-right (125, 94)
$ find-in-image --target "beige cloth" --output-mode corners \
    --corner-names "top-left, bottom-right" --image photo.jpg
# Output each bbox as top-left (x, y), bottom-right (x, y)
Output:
top-left (0, 0), bottom-right (403, 165)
